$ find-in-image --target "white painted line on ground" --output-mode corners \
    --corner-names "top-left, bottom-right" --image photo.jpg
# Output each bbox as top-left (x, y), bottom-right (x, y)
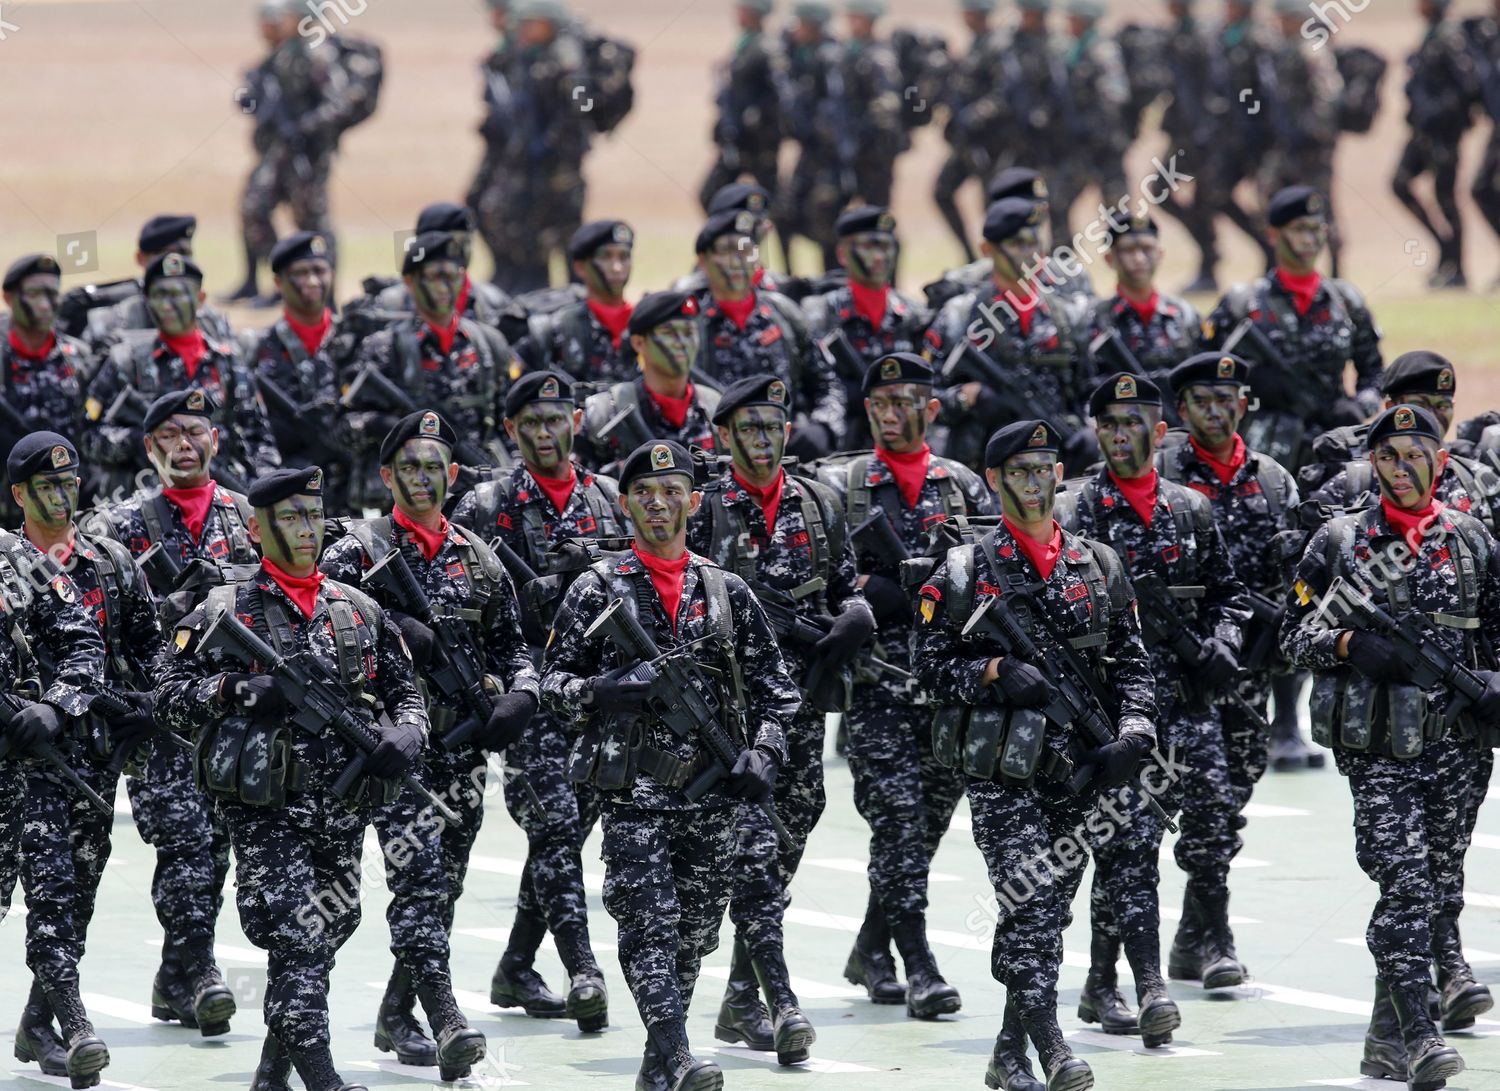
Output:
top-left (1157, 849), bottom-right (1270, 870)
top-left (696, 964), bottom-right (863, 1000)
top-left (81, 993), bottom-right (157, 1024)
top-left (1466, 891), bottom-right (1500, 910)
top-left (1309, 1080), bottom-right (1408, 1089)
top-left (1241, 802), bottom-right (1312, 818)
top-left (704, 1045), bottom-right (875, 1073)
top-left (9, 1075), bottom-right (161, 1091)
top-left (1158, 905), bottom-right (1260, 925)
top-left (802, 857), bottom-right (961, 883)
top-left (1336, 936), bottom-right (1500, 963)
top-left (1065, 1029), bottom-right (1219, 1057)
top-left (1470, 833), bottom-right (1500, 851)
top-left (467, 854), bottom-right (603, 894)
top-left (1226, 983), bottom-right (1369, 1016)
top-left (783, 907), bottom-right (861, 933)
top-left (351, 1056), bottom-right (529, 1085)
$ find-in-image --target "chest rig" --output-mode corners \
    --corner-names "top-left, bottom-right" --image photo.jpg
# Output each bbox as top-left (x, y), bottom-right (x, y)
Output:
top-left (844, 454), bottom-right (967, 556)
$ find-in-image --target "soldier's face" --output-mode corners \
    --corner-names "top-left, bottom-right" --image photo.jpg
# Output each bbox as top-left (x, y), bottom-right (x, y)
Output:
top-left (1110, 235), bottom-right (1161, 289)
top-left (507, 402), bottom-right (577, 474)
top-left (254, 495), bottom-right (325, 573)
top-left (1019, 9), bottom-right (1046, 31)
top-left (991, 229), bottom-right (1045, 281)
top-left (1227, 1), bottom-right (1252, 21)
top-left (381, 437), bottom-right (456, 518)
top-left (518, 16), bottom-right (557, 46)
top-left (962, 10), bottom-right (989, 33)
top-left (623, 474), bottom-right (700, 546)
top-left (991, 452), bottom-right (1061, 524)
top-left (1168, 2), bottom-right (1191, 19)
top-left (842, 233), bottom-right (897, 288)
top-left (637, 319), bottom-right (700, 378)
top-left (1370, 434), bottom-right (1446, 510)
top-left (1178, 383), bottom-right (1247, 447)
top-left (866, 383), bottom-right (937, 453)
top-left (1067, 15), bottom-right (1094, 36)
top-left (1274, 217), bottom-right (1328, 267)
top-left (702, 236), bottom-right (757, 297)
top-left (6, 273), bottom-right (61, 333)
top-left (737, 5), bottom-right (765, 30)
top-left (720, 405), bottom-right (789, 482)
top-left (146, 414), bottom-right (218, 487)
top-left (848, 13), bottom-right (876, 38)
top-left (1395, 393), bottom-right (1455, 436)
top-left (146, 277), bottom-right (201, 336)
top-left (276, 257), bottom-right (334, 315)
top-left (581, 243), bottom-right (632, 300)
top-left (16, 471), bottom-right (80, 532)
top-left (1096, 404), bottom-right (1164, 478)
top-left (409, 260), bottom-right (465, 321)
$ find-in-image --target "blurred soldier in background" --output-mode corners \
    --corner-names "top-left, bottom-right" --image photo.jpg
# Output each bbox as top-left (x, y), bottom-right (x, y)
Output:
top-left (778, 2), bottom-right (853, 270)
top-left (933, 0), bottom-right (1010, 261)
top-left (1049, 0), bottom-right (1130, 243)
top-left (701, 1), bottom-right (786, 210)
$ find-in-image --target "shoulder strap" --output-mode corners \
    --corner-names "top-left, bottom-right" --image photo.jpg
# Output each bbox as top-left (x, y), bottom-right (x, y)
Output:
top-left (350, 516), bottom-right (394, 565)
top-left (794, 474), bottom-right (845, 579)
top-left (396, 327), bottom-right (423, 391)
top-left (142, 492), bottom-right (173, 552)
top-left (89, 537), bottom-right (128, 677)
top-left (845, 455), bottom-right (875, 529)
top-left (942, 542), bottom-right (978, 627)
top-left (709, 488), bottom-right (758, 584)
top-left (212, 490), bottom-right (256, 563)
top-left (450, 523), bottom-right (504, 601)
top-left (1249, 455), bottom-right (1285, 522)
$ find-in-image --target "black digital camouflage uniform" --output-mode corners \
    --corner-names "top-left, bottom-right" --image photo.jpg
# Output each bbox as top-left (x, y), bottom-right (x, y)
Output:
top-left (576, 379), bottom-right (722, 476)
top-left (516, 299), bottom-right (637, 387)
top-left (1200, 13), bottom-right (1280, 262)
top-left (700, 18), bottom-right (786, 209)
top-left (1086, 293), bottom-right (1203, 414)
top-left (0, 332), bottom-right (89, 445)
top-left (1468, 12), bottom-right (1500, 265)
top-left (155, 568), bottom-right (428, 1057)
top-left (1056, 470), bottom-right (1250, 996)
top-left (541, 550), bottom-right (798, 1045)
top-left (247, 315), bottom-right (346, 509)
top-left (835, 32), bottom-right (906, 212)
top-left (1050, 21), bottom-right (1130, 241)
top-left (1157, 8), bottom-right (1224, 284)
top-left (933, 22), bottom-right (1012, 259)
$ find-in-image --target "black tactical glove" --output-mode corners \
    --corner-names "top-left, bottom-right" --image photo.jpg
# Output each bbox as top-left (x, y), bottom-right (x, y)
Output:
top-left (583, 673), bottom-right (652, 716)
top-left (785, 422), bottom-right (834, 463)
top-left (728, 746), bottom-right (779, 801)
top-left (1344, 630), bottom-right (1415, 684)
top-left (218, 674), bottom-right (288, 719)
top-left (1195, 638), bottom-right (1240, 688)
top-left (1470, 669), bottom-right (1500, 729)
top-left (483, 691), bottom-right (538, 752)
top-left (367, 718), bottom-right (424, 780)
top-left (860, 574), bottom-right (909, 624)
top-left (991, 656), bottom-right (1052, 710)
top-left (8, 701), bottom-right (63, 754)
top-left (105, 691), bottom-right (157, 755)
top-left (389, 611), bottom-right (438, 669)
top-left (813, 607), bottom-right (876, 669)
top-left (1080, 733), bottom-right (1153, 792)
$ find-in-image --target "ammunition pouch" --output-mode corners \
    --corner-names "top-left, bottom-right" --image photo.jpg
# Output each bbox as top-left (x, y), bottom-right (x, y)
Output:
top-left (195, 715), bottom-right (308, 808)
top-left (802, 657), bottom-right (852, 714)
top-left (1309, 672), bottom-right (1434, 760)
top-left (931, 703), bottom-right (1055, 787)
top-left (568, 716), bottom-right (637, 791)
top-left (634, 743), bottom-right (710, 790)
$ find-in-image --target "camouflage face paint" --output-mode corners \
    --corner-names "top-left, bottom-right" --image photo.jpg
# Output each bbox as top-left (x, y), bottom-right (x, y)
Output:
top-left (1275, 216), bottom-right (1327, 269)
top-left (998, 452), bottom-right (1058, 525)
top-left (1111, 234), bottom-right (1161, 291)
top-left (388, 437), bottom-right (451, 517)
top-left (1371, 434), bottom-right (1441, 510)
top-left (22, 471), bottom-right (78, 532)
top-left (846, 234), bottom-right (896, 288)
top-left (706, 236), bottom-right (756, 296)
top-left (1096, 404), bottom-right (1159, 478)
top-left (995, 228), bottom-right (1044, 281)
top-left (1179, 383), bottom-right (1245, 450)
top-left (147, 414), bottom-right (215, 487)
top-left (626, 474), bottom-right (694, 546)
top-left (645, 319), bottom-right (700, 378)
top-left (511, 403), bottom-right (575, 474)
top-left (146, 278), bottom-right (199, 336)
top-left (587, 243), bottom-right (632, 301)
top-left (725, 405), bottom-right (787, 482)
top-left (261, 494), bottom-right (325, 572)
top-left (866, 383), bottom-right (931, 453)
top-left (279, 257), bottom-right (333, 316)
top-left (412, 260), bottom-right (465, 321)
top-left (11, 273), bottom-right (61, 332)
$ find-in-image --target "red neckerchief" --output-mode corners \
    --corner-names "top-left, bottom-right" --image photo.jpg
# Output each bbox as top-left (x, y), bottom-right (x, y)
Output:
top-left (1382, 497), bottom-right (1445, 556)
top-left (427, 312), bottom-right (461, 355)
top-left (849, 281), bottom-right (889, 328)
top-left (996, 281), bottom-right (1039, 336)
top-left (716, 292), bottom-right (757, 331)
top-left (1190, 434), bottom-right (1247, 486)
top-left (531, 466), bottom-right (577, 514)
top-left (7, 327), bottom-right (55, 362)
top-left (32, 529), bottom-right (77, 567)
top-left (588, 299), bottom-right (634, 348)
top-left (1276, 267), bottom-right (1322, 317)
top-left (876, 443), bottom-right (931, 509)
top-left (1002, 516), bottom-right (1063, 580)
top-left (647, 382), bottom-right (694, 429)
top-left (284, 308), bottom-right (332, 357)
top-left (457, 275), bottom-right (473, 317)
top-left (261, 557), bottom-right (325, 619)
top-left (161, 480), bottom-right (218, 543)
top-left (1121, 288), bottom-right (1159, 326)
top-left (732, 467), bottom-right (785, 531)
top-left (392, 505), bottom-right (449, 562)
top-left (1108, 468), bottom-right (1159, 527)
top-left (633, 545), bottom-right (691, 634)
top-left (751, 266), bottom-right (767, 289)
top-left (162, 329), bottom-right (207, 378)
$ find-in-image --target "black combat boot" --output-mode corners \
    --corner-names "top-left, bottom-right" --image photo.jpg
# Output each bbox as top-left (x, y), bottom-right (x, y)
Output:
top-left (984, 996), bottom-right (1044, 1091)
top-left (843, 893), bottom-right (906, 1003)
top-left (555, 922), bottom-right (608, 1032)
top-left (1121, 923), bottom-right (1179, 1047)
top-left (41, 980), bottom-right (109, 1089)
top-left (750, 946), bottom-right (817, 1065)
top-left (490, 917), bottom-right (566, 1017)
top-left (180, 947), bottom-right (235, 1036)
top-left (1016, 998), bottom-right (1094, 1091)
top-left (373, 964), bottom-right (437, 1066)
top-left (14, 980), bottom-right (69, 1076)
top-left (1196, 886), bottom-right (1247, 989)
top-left (149, 954), bottom-right (198, 1028)
top-left (649, 1017), bottom-right (722, 1091)
top-left (1167, 889), bottom-right (1204, 981)
top-left (220, 244), bottom-right (262, 304)
top-left (286, 1041), bottom-right (369, 1091)
top-left (636, 1035), bottom-right (670, 1091)
top-left (1390, 982), bottom-right (1466, 1090)
top-left (890, 915), bottom-right (962, 1019)
top-left (1077, 933), bottom-right (1137, 1034)
top-left (1360, 979), bottom-right (1408, 1081)
top-left (1269, 673), bottom-right (1323, 769)
top-left (714, 937), bottom-right (773, 1050)
top-left (249, 1031), bottom-right (293, 1091)
top-left (416, 970), bottom-right (488, 1082)
top-left (1432, 912), bottom-right (1494, 1031)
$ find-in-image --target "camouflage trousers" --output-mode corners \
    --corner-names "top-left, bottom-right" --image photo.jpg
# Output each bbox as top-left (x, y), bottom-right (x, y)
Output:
top-left (1471, 128), bottom-right (1500, 243)
top-left (0, 761), bottom-right (20, 919)
top-left (600, 803), bottom-right (736, 1032)
top-left (778, 154), bottom-right (849, 271)
top-left (1338, 738), bottom-right (1479, 992)
top-left (21, 755), bottom-right (119, 987)
top-left (1452, 747), bottom-right (1495, 925)
top-left (472, 158), bottom-right (586, 295)
top-left (1049, 151), bottom-right (1127, 245)
top-left (846, 688), bottom-right (966, 924)
top-left (240, 143), bottom-right (334, 264)
top-left (126, 738), bottom-right (232, 970)
top-left (727, 706), bottom-right (827, 960)
top-left (1222, 673), bottom-right (1273, 820)
top-left (219, 788), bottom-right (366, 1052)
top-left (968, 777), bottom-right (1092, 1021)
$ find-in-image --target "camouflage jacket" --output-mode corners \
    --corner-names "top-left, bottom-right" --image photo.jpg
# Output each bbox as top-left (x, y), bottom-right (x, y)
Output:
top-left (1309, 454), bottom-right (1500, 538)
top-left (61, 528), bottom-right (163, 686)
top-left (836, 37), bottom-right (907, 155)
top-left (1087, 292), bottom-right (1202, 393)
top-left (970, 27), bottom-right (1070, 141)
top-left (712, 28), bottom-right (786, 155)
top-left (1212, 16), bottom-right (1279, 146)
top-left (801, 285), bottom-right (931, 364)
top-left (1062, 28), bottom-right (1130, 154)
top-left (250, 35), bottom-right (355, 155)
top-left (516, 299), bottom-right (636, 386)
top-left (452, 461), bottom-right (625, 568)
top-left (1404, 18), bottom-right (1479, 138)
top-left (486, 33), bottom-right (593, 167)
top-left (247, 316), bottom-right (341, 469)
top-left (88, 482), bottom-right (257, 587)
top-left (0, 331), bottom-right (89, 442)
top-left (1265, 35), bottom-right (1343, 150)
top-left (1162, 15), bottom-right (1217, 145)
top-left (576, 378), bottom-right (721, 475)
top-left (0, 532), bottom-right (104, 717)
top-left (83, 291), bottom-right (233, 356)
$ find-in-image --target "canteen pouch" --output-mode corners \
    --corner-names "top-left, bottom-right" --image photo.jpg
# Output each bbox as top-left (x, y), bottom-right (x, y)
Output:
top-left (1340, 674), bottom-right (1379, 751)
top-left (1384, 683), bottom-right (1427, 760)
top-left (997, 709), bottom-right (1047, 785)
top-left (200, 718), bottom-right (249, 799)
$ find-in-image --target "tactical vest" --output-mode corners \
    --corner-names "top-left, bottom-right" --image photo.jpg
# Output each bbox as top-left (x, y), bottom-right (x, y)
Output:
top-left (394, 318), bottom-right (502, 434)
top-left (1090, 296), bottom-right (1198, 365)
top-left (1071, 475), bottom-right (1206, 585)
top-left (119, 336), bottom-right (241, 429)
top-left (79, 533), bottom-right (137, 684)
top-left (1225, 276), bottom-right (1357, 367)
top-left (585, 381), bottom-right (724, 458)
top-left (702, 473), bottom-right (845, 592)
top-left (472, 472), bottom-right (620, 573)
top-left (140, 488), bottom-right (256, 569)
top-left (699, 292), bottom-right (804, 376)
top-left (842, 453), bottom-right (968, 540)
top-left (270, 318), bottom-right (330, 404)
top-left (1159, 444), bottom-right (1287, 525)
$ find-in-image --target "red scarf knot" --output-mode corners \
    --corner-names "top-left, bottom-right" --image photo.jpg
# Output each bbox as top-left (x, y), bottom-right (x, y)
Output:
top-left (427, 312), bottom-right (461, 356)
top-left (532, 466), bottom-right (577, 514)
top-left (588, 299), bottom-right (634, 348)
top-left (262, 558), bottom-right (326, 619)
top-left (1190, 434), bottom-right (1247, 486)
top-left (1108, 469), bottom-right (1159, 528)
top-left (1001, 516), bottom-right (1063, 580)
top-left (849, 281), bottom-right (890, 329)
top-left (731, 467), bottom-right (785, 532)
top-left (392, 505), bottom-right (450, 562)
top-left (161, 480), bottom-right (218, 543)
top-left (633, 545), bottom-right (691, 633)
top-left (1121, 289), bottom-right (1159, 326)
top-left (876, 443), bottom-right (931, 509)
top-left (284, 308), bottom-right (332, 357)
top-left (1276, 267), bottom-right (1322, 317)
top-left (647, 383), bottom-right (695, 430)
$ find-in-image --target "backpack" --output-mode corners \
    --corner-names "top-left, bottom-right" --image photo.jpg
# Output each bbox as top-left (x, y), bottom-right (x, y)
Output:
top-left (1334, 44), bottom-right (1387, 134)
top-left (58, 279), bottom-right (139, 340)
top-left (890, 28), bottom-right (950, 130)
top-left (330, 35), bottom-right (384, 138)
top-left (581, 31), bottom-right (636, 134)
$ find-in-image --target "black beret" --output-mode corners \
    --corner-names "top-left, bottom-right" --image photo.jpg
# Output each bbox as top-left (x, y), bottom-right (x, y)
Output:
top-left (1267, 185), bottom-right (1326, 227)
top-left (982, 197), bottom-right (1046, 243)
top-left (985, 419), bottom-right (1062, 469)
top-left (618, 440), bottom-right (694, 490)
top-left (505, 370), bottom-right (577, 418)
top-left (402, 231), bottom-right (466, 275)
top-left (568, 219), bottom-right (634, 262)
top-left (707, 182), bottom-right (773, 216)
top-left (379, 409), bottom-right (457, 466)
top-left (711, 374), bottom-right (794, 425)
top-left (269, 231), bottom-right (333, 275)
top-left (143, 251), bottom-right (203, 292)
top-left (142, 388), bottom-right (213, 432)
top-left (1169, 352), bottom-right (1252, 394)
top-left (1368, 404), bottom-right (1443, 447)
top-left (863, 351), bottom-right (934, 393)
top-left (835, 205), bottom-right (897, 238)
top-left (138, 214), bottom-right (197, 254)
top-left (695, 209), bottom-right (760, 254)
top-left (3, 253), bottom-right (61, 292)
top-left (247, 465), bottom-right (325, 509)
top-left (628, 289), bottom-right (699, 336)
top-left (415, 201), bottom-right (474, 235)
top-left (1107, 209), bottom-right (1159, 242)
top-left (985, 167), bottom-right (1048, 205)
top-left (1380, 351), bottom-right (1457, 397)
top-left (7, 431), bottom-right (78, 485)
top-left (1088, 371), bottom-right (1164, 418)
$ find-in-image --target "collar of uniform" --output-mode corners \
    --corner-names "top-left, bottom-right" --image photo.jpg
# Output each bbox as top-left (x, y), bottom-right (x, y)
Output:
top-left (611, 549), bottom-right (702, 577)
top-left (391, 508), bottom-right (458, 557)
top-left (254, 566), bottom-right (326, 614)
top-left (519, 463), bottom-right (579, 508)
top-left (1094, 467), bottom-right (1168, 515)
top-left (1267, 270), bottom-right (1327, 306)
top-left (703, 295), bottom-right (766, 322)
top-left (1362, 500), bottom-right (1454, 544)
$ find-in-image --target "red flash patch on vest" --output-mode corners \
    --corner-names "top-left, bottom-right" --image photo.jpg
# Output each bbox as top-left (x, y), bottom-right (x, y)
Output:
top-left (919, 584), bottom-right (942, 601)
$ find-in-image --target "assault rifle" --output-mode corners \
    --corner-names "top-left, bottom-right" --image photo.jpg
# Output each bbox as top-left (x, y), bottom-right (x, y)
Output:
top-left (818, 329), bottom-right (868, 385)
top-left (850, 509), bottom-right (911, 568)
top-left (752, 581), bottom-right (910, 683)
top-left (940, 341), bottom-right (1060, 426)
top-left (92, 684), bottom-right (191, 781)
top-left (1241, 587), bottom-right (1288, 675)
top-left (341, 364), bottom-right (496, 470)
top-left (1087, 328), bottom-right (1150, 378)
top-left (1221, 318), bottom-right (1322, 423)
top-left (0, 688), bottom-right (113, 816)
